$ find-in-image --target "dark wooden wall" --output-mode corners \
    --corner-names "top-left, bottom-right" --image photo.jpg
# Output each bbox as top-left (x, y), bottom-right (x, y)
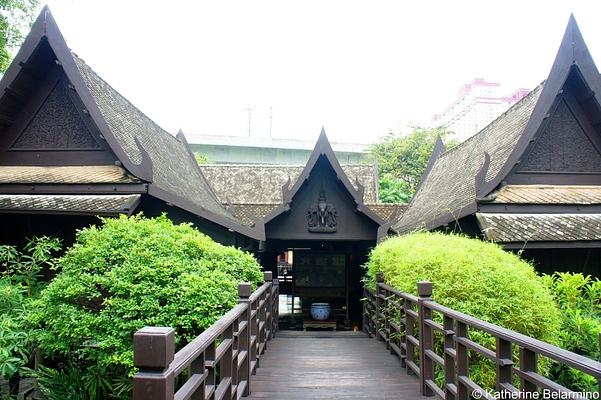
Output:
top-left (138, 196), bottom-right (257, 251)
top-left (518, 247), bottom-right (601, 277)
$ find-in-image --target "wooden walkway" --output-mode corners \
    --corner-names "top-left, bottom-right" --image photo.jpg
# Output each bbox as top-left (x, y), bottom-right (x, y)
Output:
top-left (248, 331), bottom-right (427, 399)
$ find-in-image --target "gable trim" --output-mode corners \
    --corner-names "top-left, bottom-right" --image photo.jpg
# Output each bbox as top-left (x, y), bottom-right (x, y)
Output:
top-left (263, 128), bottom-right (385, 227)
top-left (480, 15), bottom-right (601, 197)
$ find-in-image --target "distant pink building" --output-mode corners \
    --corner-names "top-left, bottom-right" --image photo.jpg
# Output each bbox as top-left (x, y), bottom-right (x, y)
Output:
top-left (432, 78), bottom-right (529, 141)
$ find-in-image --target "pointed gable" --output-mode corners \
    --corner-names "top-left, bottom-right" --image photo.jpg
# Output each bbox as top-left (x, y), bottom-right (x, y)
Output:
top-left (264, 129), bottom-right (384, 240)
top-left (394, 15), bottom-right (601, 234)
top-left (0, 7), bottom-right (262, 241)
top-left (516, 98), bottom-right (601, 173)
top-left (10, 77), bottom-right (101, 150)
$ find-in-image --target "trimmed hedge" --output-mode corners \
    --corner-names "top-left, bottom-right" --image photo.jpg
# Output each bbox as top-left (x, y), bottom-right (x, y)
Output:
top-left (365, 232), bottom-right (562, 388)
top-left (29, 214), bottom-right (263, 398)
top-left (365, 232), bottom-right (560, 341)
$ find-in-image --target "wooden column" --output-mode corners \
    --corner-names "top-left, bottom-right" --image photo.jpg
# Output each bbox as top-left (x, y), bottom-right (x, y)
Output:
top-left (417, 281), bottom-right (434, 397)
top-left (133, 327), bottom-right (175, 400)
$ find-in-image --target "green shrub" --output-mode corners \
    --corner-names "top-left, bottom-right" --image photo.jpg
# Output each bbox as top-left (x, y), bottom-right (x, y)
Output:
top-left (29, 214), bottom-right (263, 399)
top-left (365, 232), bottom-right (561, 388)
top-left (0, 236), bottom-right (61, 396)
top-left (542, 272), bottom-right (601, 392)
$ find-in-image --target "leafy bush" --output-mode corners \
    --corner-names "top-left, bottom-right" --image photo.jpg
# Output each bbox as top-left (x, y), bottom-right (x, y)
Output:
top-left (542, 273), bottom-right (601, 391)
top-left (29, 214), bottom-right (263, 399)
top-left (0, 236), bottom-right (61, 396)
top-left (365, 232), bottom-right (561, 388)
top-left (0, 279), bottom-right (30, 381)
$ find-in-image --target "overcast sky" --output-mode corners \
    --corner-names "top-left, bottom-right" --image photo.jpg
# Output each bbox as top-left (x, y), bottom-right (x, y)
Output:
top-left (40, 0), bottom-right (601, 144)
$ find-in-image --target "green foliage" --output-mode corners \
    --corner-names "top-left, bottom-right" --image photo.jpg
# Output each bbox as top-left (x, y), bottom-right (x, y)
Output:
top-left (0, 0), bottom-right (38, 72)
top-left (377, 176), bottom-right (413, 204)
top-left (1, 236), bottom-right (61, 298)
top-left (368, 126), bottom-right (457, 203)
top-left (542, 273), bottom-right (601, 391)
top-left (0, 237), bottom-right (61, 384)
top-left (194, 152), bottom-right (209, 164)
top-left (365, 232), bottom-right (561, 388)
top-left (29, 214), bottom-right (262, 399)
top-left (0, 279), bottom-right (30, 381)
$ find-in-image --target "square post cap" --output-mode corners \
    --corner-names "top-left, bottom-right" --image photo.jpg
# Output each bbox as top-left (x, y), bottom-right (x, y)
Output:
top-left (417, 281), bottom-right (432, 298)
top-left (238, 282), bottom-right (252, 298)
top-left (263, 271), bottom-right (273, 281)
top-left (134, 327), bottom-right (175, 369)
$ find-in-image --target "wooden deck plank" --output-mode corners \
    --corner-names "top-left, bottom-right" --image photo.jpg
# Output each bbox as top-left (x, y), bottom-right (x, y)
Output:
top-left (248, 331), bottom-right (427, 399)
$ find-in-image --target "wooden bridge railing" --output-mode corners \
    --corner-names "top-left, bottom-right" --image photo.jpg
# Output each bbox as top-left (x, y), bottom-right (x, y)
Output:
top-left (364, 272), bottom-right (601, 399)
top-left (133, 271), bottom-right (279, 400)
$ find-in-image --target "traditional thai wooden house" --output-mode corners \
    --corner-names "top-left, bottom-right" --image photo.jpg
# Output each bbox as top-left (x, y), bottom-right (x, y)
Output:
top-left (0, 7), bottom-right (262, 248)
top-left (394, 16), bottom-right (601, 276)
top-left (200, 131), bottom-right (405, 328)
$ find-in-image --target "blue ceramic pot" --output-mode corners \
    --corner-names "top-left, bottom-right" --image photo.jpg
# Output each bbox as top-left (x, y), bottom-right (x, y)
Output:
top-left (310, 303), bottom-right (331, 320)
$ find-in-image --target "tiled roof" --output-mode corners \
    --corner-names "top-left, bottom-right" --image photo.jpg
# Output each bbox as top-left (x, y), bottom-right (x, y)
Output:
top-left (484, 185), bottom-right (601, 205)
top-left (0, 165), bottom-right (140, 184)
top-left (230, 202), bottom-right (405, 226)
top-left (476, 213), bottom-right (601, 242)
top-left (0, 194), bottom-right (140, 215)
top-left (393, 84), bottom-right (543, 234)
top-left (365, 203), bottom-right (407, 222)
top-left (71, 54), bottom-right (238, 224)
top-left (200, 164), bottom-right (379, 204)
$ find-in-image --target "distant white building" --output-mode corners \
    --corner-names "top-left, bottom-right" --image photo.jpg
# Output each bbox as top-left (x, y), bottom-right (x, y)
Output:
top-left (432, 78), bottom-right (529, 142)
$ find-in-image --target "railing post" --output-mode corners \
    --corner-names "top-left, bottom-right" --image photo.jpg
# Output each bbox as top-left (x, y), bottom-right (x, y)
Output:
top-left (272, 276), bottom-right (279, 337)
top-left (399, 295), bottom-right (407, 368)
top-left (443, 316), bottom-right (456, 400)
top-left (264, 271), bottom-right (273, 341)
top-left (405, 296), bottom-right (415, 375)
top-left (238, 283), bottom-right (252, 396)
top-left (456, 321), bottom-right (469, 400)
top-left (496, 338), bottom-right (512, 395)
top-left (132, 327), bottom-right (175, 400)
top-left (418, 281), bottom-right (434, 397)
top-left (249, 283), bottom-right (258, 375)
top-left (519, 347), bottom-right (538, 394)
top-left (375, 272), bottom-right (384, 341)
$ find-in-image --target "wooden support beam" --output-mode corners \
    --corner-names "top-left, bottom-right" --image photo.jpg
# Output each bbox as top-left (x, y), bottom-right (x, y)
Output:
top-left (4, 87), bottom-right (25, 102)
top-left (18, 61), bottom-right (44, 80)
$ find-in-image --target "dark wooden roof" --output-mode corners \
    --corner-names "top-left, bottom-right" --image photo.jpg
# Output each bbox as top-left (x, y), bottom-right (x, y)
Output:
top-left (393, 84), bottom-right (543, 233)
top-left (0, 7), bottom-right (263, 240)
top-left (394, 15), bottom-right (601, 236)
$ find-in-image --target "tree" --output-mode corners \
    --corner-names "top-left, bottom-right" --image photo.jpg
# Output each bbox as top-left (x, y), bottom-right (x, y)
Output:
top-left (368, 126), bottom-right (457, 203)
top-left (0, 0), bottom-right (38, 72)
